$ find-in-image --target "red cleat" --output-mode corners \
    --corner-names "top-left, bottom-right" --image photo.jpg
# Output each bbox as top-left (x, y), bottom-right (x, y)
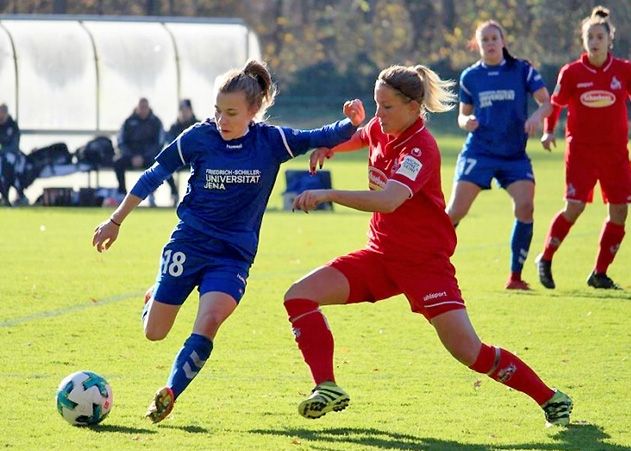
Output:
top-left (505, 278), bottom-right (531, 290)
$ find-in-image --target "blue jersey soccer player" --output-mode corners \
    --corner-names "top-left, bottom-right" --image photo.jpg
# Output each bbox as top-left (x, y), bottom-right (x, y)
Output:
top-left (92, 59), bottom-right (366, 423)
top-left (446, 20), bottom-right (552, 290)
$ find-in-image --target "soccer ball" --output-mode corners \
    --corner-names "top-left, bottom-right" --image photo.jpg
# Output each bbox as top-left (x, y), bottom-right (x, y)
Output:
top-left (55, 371), bottom-right (113, 426)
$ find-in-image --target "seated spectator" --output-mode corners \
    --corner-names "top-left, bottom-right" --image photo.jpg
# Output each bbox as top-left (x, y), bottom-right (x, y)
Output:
top-left (114, 98), bottom-right (178, 205)
top-left (165, 99), bottom-right (198, 144)
top-left (0, 103), bottom-right (28, 206)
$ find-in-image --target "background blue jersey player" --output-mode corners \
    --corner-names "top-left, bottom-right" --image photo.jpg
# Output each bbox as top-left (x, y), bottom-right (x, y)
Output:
top-left (446, 20), bottom-right (552, 290)
top-left (92, 59), bottom-right (366, 423)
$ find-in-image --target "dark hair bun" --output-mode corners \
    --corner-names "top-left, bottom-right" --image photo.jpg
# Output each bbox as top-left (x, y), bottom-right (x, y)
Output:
top-left (592, 6), bottom-right (610, 19)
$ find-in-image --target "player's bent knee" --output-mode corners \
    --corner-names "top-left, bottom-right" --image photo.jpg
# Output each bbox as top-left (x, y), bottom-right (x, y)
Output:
top-left (144, 324), bottom-right (170, 341)
top-left (447, 205), bottom-right (469, 224)
top-left (284, 281), bottom-right (308, 301)
top-left (144, 328), bottom-right (168, 341)
top-left (564, 202), bottom-right (585, 221)
top-left (446, 345), bottom-right (478, 367)
top-left (284, 284), bottom-right (327, 303)
top-left (513, 199), bottom-right (534, 220)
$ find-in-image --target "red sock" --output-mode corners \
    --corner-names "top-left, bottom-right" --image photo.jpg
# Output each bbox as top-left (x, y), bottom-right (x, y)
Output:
top-left (510, 271), bottom-right (522, 282)
top-left (595, 221), bottom-right (625, 274)
top-left (284, 298), bottom-right (335, 384)
top-left (542, 212), bottom-right (573, 260)
top-left (470, 343), bottom-right (554, 405)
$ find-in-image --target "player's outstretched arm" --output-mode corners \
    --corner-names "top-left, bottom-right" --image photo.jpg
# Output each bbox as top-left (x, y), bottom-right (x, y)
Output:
top-left (293, 181), bottom-right (409, 214)
top-left (92, 194), bottom-right (142, 252)
top-left (309, 131), bottom-right (365, 173)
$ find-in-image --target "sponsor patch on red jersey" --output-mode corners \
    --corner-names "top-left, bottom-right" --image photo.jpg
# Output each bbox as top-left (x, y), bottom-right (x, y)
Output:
top-left (580, 90), bottom-right (615, 108)
top-left (368, 166), bottom-right (388, 191)
top-left (395, 155), bottom-right (423, 181)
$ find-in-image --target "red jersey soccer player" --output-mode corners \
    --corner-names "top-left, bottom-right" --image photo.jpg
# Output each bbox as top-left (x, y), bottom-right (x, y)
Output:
top-left (285, 64), bottom-right (572, 426)
top-left (536, 6), bottom-right (631, 289)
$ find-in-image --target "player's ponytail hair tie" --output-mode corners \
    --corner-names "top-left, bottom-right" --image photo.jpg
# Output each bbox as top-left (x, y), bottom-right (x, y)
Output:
top-left (246, 71), bottom-right (266, 93)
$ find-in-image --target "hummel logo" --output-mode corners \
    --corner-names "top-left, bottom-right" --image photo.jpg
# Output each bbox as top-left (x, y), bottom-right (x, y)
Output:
top-left (226, 144), bottom-right (242, 149)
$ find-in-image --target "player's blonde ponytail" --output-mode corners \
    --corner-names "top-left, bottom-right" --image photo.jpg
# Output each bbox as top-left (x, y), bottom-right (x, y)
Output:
top-left (377, 65), bottom-right (455, 119)
top-left (413, 65), bottom-right (456, 115)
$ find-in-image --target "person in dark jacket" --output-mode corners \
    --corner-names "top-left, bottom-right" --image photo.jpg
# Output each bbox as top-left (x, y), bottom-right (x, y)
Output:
top-left (114, 98), bottom-right (178, 202)
top-left (160, 99), bottom-right (198, 207)
top-left (165, 99), bottom-right (198, 144)
top-left (0, 103), bottom-right (28, 206)
top-left (0, 103), bottom-right (20, 154)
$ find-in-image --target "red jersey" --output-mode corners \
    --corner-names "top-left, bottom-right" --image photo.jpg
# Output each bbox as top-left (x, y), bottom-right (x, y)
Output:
top-left (546, 53), bottom-right (631, 147)
top-left (357, 116), bottom-right (456, 260)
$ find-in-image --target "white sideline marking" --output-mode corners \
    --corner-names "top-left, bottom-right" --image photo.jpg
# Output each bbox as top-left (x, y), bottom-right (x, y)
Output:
top-left (0, 291), bottom-right (142, 328)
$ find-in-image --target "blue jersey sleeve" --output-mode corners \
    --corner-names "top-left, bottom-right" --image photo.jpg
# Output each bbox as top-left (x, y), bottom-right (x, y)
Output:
top-left (155, 126), bottom-right (197, 172)
top-left (130, 162), bottom-right (173, 199)
top-left (272, 118), bottom-right (357, 162)
top-left (523, 61), bottom-right (546, 94)
top-left (459, 69), bottom-right (474, 105)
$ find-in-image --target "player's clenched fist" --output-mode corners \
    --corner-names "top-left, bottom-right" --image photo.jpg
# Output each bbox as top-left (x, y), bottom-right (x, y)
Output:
top-left (343, 99), bottom-right (365, 126)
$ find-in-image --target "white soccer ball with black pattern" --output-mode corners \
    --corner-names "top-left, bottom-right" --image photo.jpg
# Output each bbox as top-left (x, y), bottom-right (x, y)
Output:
top-left (55, 371), bottom-right (113, 426)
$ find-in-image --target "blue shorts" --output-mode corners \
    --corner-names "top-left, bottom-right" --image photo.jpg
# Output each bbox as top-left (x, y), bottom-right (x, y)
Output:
top-left (152, 223), bottom-right (251, 306)
top-left (454, 153), bottom-right (535, 189)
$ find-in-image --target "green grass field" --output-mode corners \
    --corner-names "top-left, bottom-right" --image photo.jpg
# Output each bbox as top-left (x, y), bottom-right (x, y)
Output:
top-left (0, 135), bottom-right (629, 450)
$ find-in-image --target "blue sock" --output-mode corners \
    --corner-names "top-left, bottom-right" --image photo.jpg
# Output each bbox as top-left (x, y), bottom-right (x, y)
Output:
top-left (510, 220), bottom-right (533, 274)
top-left (167, 333), bottom-right (213, 399)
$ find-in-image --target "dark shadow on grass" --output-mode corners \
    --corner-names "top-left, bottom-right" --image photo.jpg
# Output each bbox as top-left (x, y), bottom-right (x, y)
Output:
top-left (88, 423), bottom-right (156, 434)
top-left (538, 290), bottom-right (630, 301)
top-left (250, 427), bottom-right (490, 450)
top-left (158, 424), bottom-right (210, 434)
top-left (250, 423), bottom-right (629, 451)
top-left (503, 423), bottom-right (631, 451)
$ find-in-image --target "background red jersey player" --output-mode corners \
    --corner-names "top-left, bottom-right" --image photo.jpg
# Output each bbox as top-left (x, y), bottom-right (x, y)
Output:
top-left (536, 5), bottom-right (631, 289)
top-left (284, 64), bottom-right (572, 427)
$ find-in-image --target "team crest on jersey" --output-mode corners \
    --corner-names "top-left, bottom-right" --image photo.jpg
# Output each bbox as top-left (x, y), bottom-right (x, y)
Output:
top-left (610, 76), bottom-right (621, 90)
top-left (395, 155), bottom-right (422, 181)
top-left (580, 90), bottom-right (615, 108)
top-left (411, 147), bottom-right (422, 157)
top-left (368, 167), bottom-right (388, 191)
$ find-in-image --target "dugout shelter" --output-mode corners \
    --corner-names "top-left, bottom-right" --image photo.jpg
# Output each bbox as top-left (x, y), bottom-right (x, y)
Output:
top-left (0, 14), bottom-right (261, 152)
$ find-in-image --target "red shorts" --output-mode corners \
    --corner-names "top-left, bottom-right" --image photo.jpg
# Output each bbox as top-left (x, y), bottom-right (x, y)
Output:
top-left (565, 143), bottom-right (631, 204)
top-left (328, 247), bottom-right (465, 321)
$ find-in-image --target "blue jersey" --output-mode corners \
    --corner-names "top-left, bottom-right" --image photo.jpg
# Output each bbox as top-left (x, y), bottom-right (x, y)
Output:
top-left (155, 118), bottom-right (356, 261)
top-left (460, 59), bottom-right (545, 159)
